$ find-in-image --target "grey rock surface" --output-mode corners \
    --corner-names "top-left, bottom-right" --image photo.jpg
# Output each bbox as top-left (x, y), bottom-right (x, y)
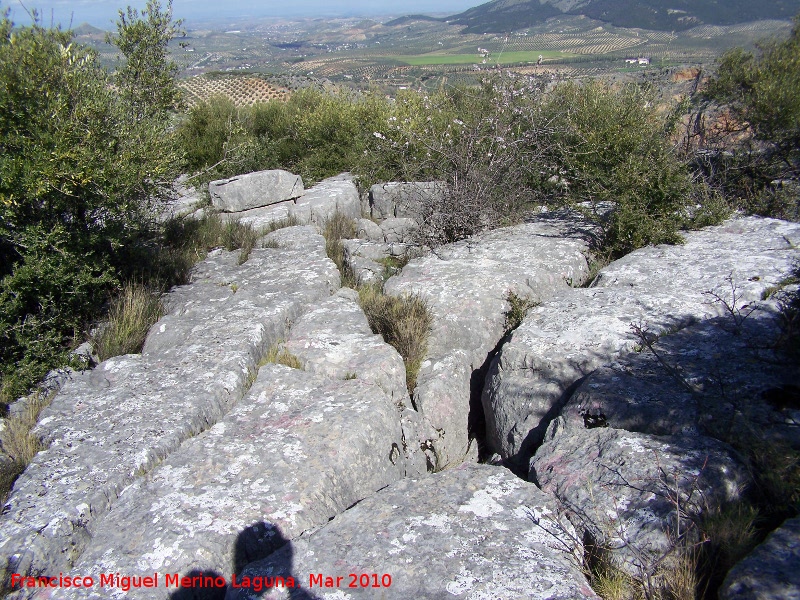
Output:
top-left (720, 515), bottom-right (800, 600)
top-left (62, 365), bottom-right (408, 598)
top-left (0, 228), bottom-right (339, 578)
top-left (384, 213), bottom-right (595, 468)
top-left (230, 463), bottom-right (598, 600)
top-left (369, 181), bottom-right (443, 221)
top-left (210, 170), bottom-right (304, 213)
top-left (356, 218), bottom-right (383, 242)
top-left (380, 217), bottom-right (417, 243)
top-left (484, 216), bottom-right (800, 463)
top-left (220, 203), bottom-right (291, 230)
top-left (557, 307), bottom-right (800, 448)
top-left (289, 176), bottom-right (360, 225)
top-left (530, 424), bottom-right (750, 577)
top-left (284, 288), bottom-right (410, 406)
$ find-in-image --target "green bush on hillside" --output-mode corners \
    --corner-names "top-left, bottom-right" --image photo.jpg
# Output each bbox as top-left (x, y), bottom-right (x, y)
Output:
top-left (703, 17), bottom-right (800, 219)
top-left (178, 88), bottom-right (390, 186)
top-left (0, 2), bottom-right (183, 405)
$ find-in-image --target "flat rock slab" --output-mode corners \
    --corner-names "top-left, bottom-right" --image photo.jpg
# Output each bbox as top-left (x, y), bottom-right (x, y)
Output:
top-left (230, 463), bottom-right (598, 600)
top-left (0, 228), bottom-right (339, 578)
top-left (219, 176), bottom-right (360, 230)
top-left (530, 425), bottom-right (750, 577)
top-left (210, 170), bottom-right (304, 213)
top-left (383, 213), bottom-right (594, 468)
top-left (57, 365), bottom-right (407, 599)
top-left (483, 216), bottom-right (800, 463)
top-left (284, 289), bottom-right (410, 406)
top-left (721, 515), bottom-right (800, 600)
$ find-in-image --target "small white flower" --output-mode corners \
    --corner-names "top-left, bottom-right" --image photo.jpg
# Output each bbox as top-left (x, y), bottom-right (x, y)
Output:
top-left (373, 132), bottom-right (386, 140)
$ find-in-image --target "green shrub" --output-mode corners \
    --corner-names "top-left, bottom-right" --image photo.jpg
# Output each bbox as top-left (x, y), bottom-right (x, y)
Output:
top-left (542, 81), bottom-right (695, 256)
top-left (0, 3), bottom-right (182, 402)
top-left (702, 18), bottom-right (800, 217)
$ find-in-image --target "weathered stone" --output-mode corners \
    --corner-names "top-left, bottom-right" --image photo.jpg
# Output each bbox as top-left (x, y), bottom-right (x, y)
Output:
top-left (64, 365), bottom-right (408, 597)
top-left (384, 213), bottom-right (594, 469)
top-left (0, 228), bottom-right (339, 578)
top-left (284, 288), bottom-right (410, 405)
top-left (720, 515), bottom-right (800, 600)
top-left (347, 254), bottom-right (384, 285)
top-left (380, 217), bottom-right (417, 243)
top-left (369, 181), bottom-right (443, 221)
top-left (342, 239), bottom-right (392, 262)
top-left (210, 169), bottom-right (304, 213)
top-left (530, 424), bottom-right (750, 578)
top-left (220, 203), bottom-right (291, 230)
top-left (557, 308), bottom-right (800, 448)
top-left (289, 176), bottom-right (360, 225)
top-left (356, 218), bottom-right (383, 242)
top-left (484, 216), bottom-right (800, 464)
top-left (230, 463), bottom-right (598, 600)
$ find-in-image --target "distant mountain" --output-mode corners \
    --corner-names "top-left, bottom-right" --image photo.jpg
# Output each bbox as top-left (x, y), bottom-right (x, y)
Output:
top-left (72, 22), bottom-right (106, 35)
top-left (385, 14), bottom-right (444, 27)
top-left (447, 0), bottom-right (800, 32)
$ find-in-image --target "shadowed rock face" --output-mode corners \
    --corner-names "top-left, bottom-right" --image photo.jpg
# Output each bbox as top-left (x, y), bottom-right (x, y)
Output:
top-left (383, 211), bottom-right (596, 469)
top-left (0, 227), bottom-right (339, 579)
top-left (531, 425), bottom-right (750, 578)
top-left (229, 463), bottom-right (599, 600)
top-left (483, 216), bottom-right (800, 465)
top-left (721, 515), bottom-right (800, 600)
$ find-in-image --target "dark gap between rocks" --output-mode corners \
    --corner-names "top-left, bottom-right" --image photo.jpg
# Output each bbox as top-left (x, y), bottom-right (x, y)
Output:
top-left (469, 336), bottom-right (508, 464)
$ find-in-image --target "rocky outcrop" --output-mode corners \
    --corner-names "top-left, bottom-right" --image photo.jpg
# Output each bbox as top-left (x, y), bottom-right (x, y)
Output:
top-left (221, 175), bottom-right (360, 230)
top-left (483, 216), bottom-right (800, 464)
top-left (64, 365), bottom-right (408, 597)
top-left (0, 227), bottom-right (339, 578)
top-left (383, 211), bottom-right (596, 469)
top-left (283, 289), bottom-right (409, 405)
top-left (230, 463), bottom-right (598, 600)
top-left (210, 169), bottom-right (304, 213)
top-left (721, 515), bottom-right (800, 600)
top-left (531, 424), bottom-right (750, 577)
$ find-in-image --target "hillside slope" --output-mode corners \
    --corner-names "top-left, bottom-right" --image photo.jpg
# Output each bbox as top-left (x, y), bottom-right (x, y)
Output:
top-left (448, 0), bottom-right (800, 32)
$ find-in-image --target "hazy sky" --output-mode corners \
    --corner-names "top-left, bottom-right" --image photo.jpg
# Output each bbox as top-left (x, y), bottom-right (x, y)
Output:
top-left (5, 0), bottom-right (480, 28)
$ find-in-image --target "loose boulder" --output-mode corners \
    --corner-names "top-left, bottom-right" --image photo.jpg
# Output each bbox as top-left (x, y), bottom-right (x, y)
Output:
top-left (210, 169), bottom-right (304, 213)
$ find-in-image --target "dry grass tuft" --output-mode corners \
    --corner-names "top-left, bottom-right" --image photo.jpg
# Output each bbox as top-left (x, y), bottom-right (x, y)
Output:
top-left (323, 212), bottom-right (357, 287)
top-left (261, 342), bottom-right (304, 370)
top-left (93, 283), bottom-right (165, 361)
top-left (0, 390), bottom-right (52, 504)
top-left (358, 284), bottom-right (432, 393)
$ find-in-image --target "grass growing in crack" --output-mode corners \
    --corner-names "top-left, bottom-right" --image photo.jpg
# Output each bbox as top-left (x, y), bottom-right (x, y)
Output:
top-left (0, 390), bottom-right (53, 504)
top-left (93, 283), bottom-right (165, 362)
top-left (261, 342), bottom-right (304, 370)
top-left (358, 284), bottom-right (432, 393)
top-left (323, 212), bottom-right (357, 288)
top-left (503, 291), bottom-right (539, 335)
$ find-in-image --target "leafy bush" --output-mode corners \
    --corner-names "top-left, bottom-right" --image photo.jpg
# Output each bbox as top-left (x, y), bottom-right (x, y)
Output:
top-left (701, 17), bottom-right (800, 218)
top-left (177, 88), bottom-right (390, 186)
top-left (541, 81), bottom-right (696, 255)
top-left (0, 3), bottom-right (182, 403)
